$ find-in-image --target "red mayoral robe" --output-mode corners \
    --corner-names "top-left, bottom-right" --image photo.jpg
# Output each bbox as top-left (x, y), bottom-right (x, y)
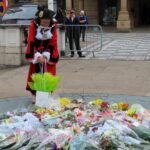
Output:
top-left (25, 20), bottom-right (59, 93)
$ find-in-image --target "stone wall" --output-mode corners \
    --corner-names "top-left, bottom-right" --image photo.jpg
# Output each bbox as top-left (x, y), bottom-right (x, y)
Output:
top-left (0, 25), bottom-right (27, 66)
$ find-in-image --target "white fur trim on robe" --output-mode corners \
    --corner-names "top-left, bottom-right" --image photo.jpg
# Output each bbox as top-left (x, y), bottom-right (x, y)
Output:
top-left (43, 30), bottom-right (53, 40)
top-left (42, 52), bottom-right (50, 62)
top-left (32, 52), bottom-right (42, 64)
top-left (35, 26), bottom-right (43, 40)
top-left (35, 26), bottom-right (53, 40)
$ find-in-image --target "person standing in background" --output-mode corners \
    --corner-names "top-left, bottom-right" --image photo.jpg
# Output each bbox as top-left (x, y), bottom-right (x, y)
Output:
top-left (65, 9), bottom-right (85, 57)
top-left (78, 10), bottom-right (88, 42)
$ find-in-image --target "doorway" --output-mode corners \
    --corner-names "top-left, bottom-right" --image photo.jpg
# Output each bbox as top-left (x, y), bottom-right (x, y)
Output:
top-left (98, 0), bottom-right (118, 26)
top-left (139, 0), bottom-right (150, 26)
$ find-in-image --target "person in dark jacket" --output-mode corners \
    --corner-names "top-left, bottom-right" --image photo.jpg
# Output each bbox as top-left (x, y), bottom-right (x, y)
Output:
top-left (65, 10), bottom-right (85, 57)
top-left (78, 10), bottom-right (88, 42)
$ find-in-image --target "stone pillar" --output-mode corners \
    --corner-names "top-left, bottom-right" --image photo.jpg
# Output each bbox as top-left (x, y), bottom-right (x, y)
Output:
top-left (57, 25), bottom-right (66, 56)
top-left (66, 0), bottom-right (72, 11)
top-left (79, 0), bottom-right (84, 10)
top-left (84, 0), bottom-right (98, 24)
top-left (48, 0), bottom-right (54, 10)
top-left (0, 25), bottom-right (31, 66)
top-left (5, 27), bottom-right (22, 66)
top-left (0, 25), bottom-right (22, 66)
top-left (74, 0), bottom-right (80, 14)
top-left (117, 0), bottom-right (131, 32)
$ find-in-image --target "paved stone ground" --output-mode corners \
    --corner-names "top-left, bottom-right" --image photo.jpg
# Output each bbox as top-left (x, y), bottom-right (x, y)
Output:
top-left (97, 33), bottom-right (150, 60)
top-left (63, 33), bottom-right (150, 60)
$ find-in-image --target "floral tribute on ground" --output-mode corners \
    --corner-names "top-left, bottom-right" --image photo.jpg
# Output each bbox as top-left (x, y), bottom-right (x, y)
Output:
top-left (0, 97), bottom-right (150, 149)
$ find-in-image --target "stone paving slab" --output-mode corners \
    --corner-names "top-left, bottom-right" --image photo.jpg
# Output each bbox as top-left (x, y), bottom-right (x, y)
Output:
top-left (71, 33), bottom-right (150, 60)
top-left (0, 93), bottom-right (150, 113)
top-left (1, 60), bottom-right (150, 99)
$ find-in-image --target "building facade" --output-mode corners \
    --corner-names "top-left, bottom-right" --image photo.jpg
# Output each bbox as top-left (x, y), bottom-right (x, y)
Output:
top-left (7, 0), bottom-right (150, 31)
top-left (66, 0), bottom-right (150, 32)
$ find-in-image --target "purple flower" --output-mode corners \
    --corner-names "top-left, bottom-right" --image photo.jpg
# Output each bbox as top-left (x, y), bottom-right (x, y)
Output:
top-left (50, 143), bottom-right (57, 150)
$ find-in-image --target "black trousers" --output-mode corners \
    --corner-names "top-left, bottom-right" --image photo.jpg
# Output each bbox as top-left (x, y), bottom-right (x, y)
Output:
top-left (68, 30), bottom-right (82, 56)
top-left (80, 26), bottom-right (86, 41)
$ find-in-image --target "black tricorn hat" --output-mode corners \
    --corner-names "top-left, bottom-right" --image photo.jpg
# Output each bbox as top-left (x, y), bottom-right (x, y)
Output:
top-left (35, 4), bottom-right (55, 19)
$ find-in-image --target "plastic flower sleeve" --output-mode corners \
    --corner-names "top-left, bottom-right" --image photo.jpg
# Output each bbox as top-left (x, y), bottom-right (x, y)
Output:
top-left (132, 126), bottom-right (150, 142)
top-left (9, 134), bottom-right (31, 150)
top-left (28, 72), bottom-right (61, 92)
top-left (69, 134), bottom-right (100, 150)
top-left (19, 132), bottom-right (48, 150)
top-left (31, 73), bottom-right (43, 91)
top-left (35, 136), bottom-right (57, 150)
top-left (131, 104), bottom-right (145, 114)
top-left (43, 73), bottom-right (61, 92)
top-left (0, 125), bottom-right (16, 142)
top-left (46, 129), bottom-right (73, 148)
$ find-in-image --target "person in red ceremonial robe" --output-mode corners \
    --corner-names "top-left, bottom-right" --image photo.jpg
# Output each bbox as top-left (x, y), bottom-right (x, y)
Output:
top-left (25, 6), bottom-right (59, 104)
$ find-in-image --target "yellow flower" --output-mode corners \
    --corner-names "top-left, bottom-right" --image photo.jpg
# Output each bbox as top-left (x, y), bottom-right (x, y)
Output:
top-left (36, 108), bottom-right (46, 115)
top-left (51, 112), bottom-right (59, 117)
top-left (46, 109), bottom-right (54, 115)
top-left (94, 99), bottom-right (104, 106)
top-left (4, 118), bottom-right (11, 124)
top-left (72, 126), bottom-right (81, 134)
top-left (126, 108), bottom-right (136, 117)
top-left (118, 102), bottom-right (129, 110)
top-left (118, 102), bottom-right (124, 109)
top-left (59, 97), bottom-right (71, 108)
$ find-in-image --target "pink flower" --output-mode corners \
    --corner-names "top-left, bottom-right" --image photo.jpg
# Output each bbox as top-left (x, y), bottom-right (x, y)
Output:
top-left (101, 102), bottom-right (109, 111)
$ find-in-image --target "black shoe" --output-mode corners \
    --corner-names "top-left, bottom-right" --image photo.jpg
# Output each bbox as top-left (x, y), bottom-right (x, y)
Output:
top-left (32, 101), bottom-right (35, 104)
top-left (71, 54), bottom-right (74, 57)
top-left (79, 55), bottom-right (85, 58)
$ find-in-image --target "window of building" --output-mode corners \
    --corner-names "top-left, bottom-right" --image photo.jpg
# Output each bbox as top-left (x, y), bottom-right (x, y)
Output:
top-left (102, 0), bottom-right (117, 25)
